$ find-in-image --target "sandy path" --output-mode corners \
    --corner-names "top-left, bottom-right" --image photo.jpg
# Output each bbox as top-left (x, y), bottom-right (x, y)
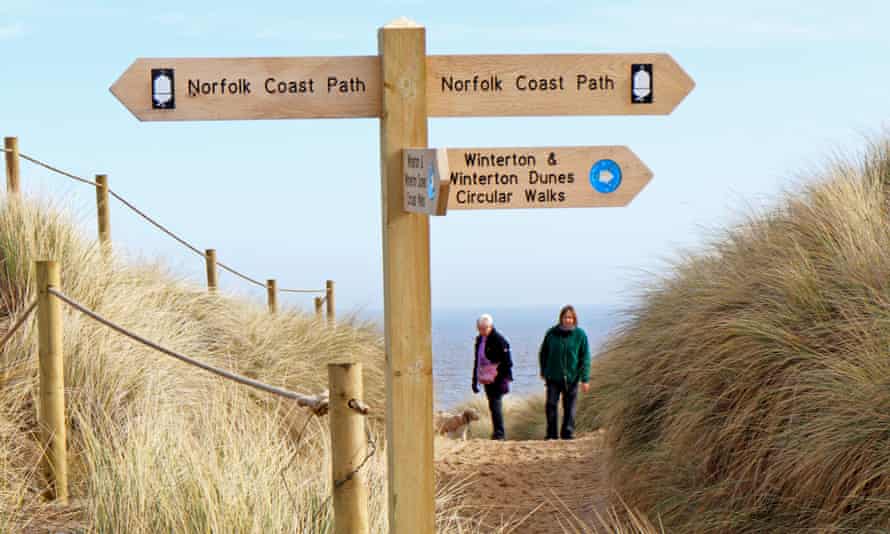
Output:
top-left (436, 432), bottom-right (609, 533)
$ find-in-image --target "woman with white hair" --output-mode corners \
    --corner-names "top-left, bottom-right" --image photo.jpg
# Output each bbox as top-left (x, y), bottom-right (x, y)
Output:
top-left (472, 313), bottom-right (513, 440)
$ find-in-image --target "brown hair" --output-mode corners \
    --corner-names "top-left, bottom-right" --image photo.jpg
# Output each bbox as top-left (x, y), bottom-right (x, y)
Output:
top-left (559, 305), bottom-right (577, 324)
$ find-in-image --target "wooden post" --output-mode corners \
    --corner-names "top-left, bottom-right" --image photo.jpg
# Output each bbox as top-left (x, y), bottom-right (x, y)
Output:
top-left (328, 362), bottom-right (369, 534)
top-left (5, 137), bottom-right (20, 196)
top-left (95, 174), bottom-right (111, 258)
top-left (267, 279), bottom-right (277, 314)
top-left (205, 249), bottom-right (218, 292)
top-left (378, 19), bottom-right (434, 534)
top-left (36, 261), bottom-right (68, 503)
top-left (315, 296), bottom-right (323, 319)
top-left (326, 279), bottom-right (336, 325)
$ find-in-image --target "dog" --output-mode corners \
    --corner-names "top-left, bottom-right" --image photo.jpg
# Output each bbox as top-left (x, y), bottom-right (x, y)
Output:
top-left (434, 408), bottom-right (481, 440)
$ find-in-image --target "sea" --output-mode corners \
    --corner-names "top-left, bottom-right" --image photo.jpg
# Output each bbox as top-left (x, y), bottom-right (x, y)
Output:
top-left (361, 304), bottom-right (628, 410)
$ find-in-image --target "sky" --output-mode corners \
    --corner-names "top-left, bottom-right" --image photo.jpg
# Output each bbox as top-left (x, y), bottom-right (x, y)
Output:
top-left (2, 1), bottom-right (889, 314)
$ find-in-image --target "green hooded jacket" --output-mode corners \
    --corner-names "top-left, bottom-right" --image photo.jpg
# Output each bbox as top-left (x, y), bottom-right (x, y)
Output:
top-left (538, 326), bottom-right (591, 384)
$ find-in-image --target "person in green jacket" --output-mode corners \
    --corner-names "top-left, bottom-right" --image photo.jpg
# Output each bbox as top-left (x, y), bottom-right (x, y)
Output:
top-left (538, 305), bottom-right (591, 440)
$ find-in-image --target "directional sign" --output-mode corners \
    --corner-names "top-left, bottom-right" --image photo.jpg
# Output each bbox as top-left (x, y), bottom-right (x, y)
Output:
top-left (111, 54), bottom-right (693, 121)
top-left (442, 146), bottom-right (653, 210)
top-left (110, 57), bottom-right (380, 121)
top-left (403, 149), bottom-right (449, 216)
top-left (427, 54), bottom-right (694, 117)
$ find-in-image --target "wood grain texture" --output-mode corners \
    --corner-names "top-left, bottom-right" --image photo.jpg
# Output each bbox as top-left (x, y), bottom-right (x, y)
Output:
top-left (36, 261), bottom-right (68, 503)
top-left (4, 137), bottom-right (19, 195)
top-left (111, 53), bottom-right (693, 120)
top-left (329, 362), bottom-right (369, 534)
top-left (111, 56), bottom-right (381, 121)
top-left (444, 145), bottom-right (653, 210)
top-left (428, 53), bottom-right (694, 117)
top-left (378, 20), bottom-right (436, 534)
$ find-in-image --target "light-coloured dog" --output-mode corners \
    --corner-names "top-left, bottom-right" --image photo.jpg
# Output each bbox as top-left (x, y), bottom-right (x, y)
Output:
top-left (434, 408), bottom-right (481, 440)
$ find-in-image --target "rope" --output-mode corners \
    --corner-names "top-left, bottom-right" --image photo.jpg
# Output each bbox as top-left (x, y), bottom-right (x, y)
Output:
top-left (216, 260), bottom-right (265, 288)
top-left (47, 287), bottom-right (329, 413)
top-left (280, 288), bottom-right (325, 294)
top-left (8, 148), bottom-right (325, 296)
top-left (334, 427), bottom-right (376, 488)
top-left (18, 153), bottom-right (98, 187)
top-left (108, 189), bottom-right (299, 291)
top-left (0, 299), bottom-right (38, 350)
top-left (311, 426), bottom-right (377, 524)
top-left (107, 189), bottom-right (205, 258)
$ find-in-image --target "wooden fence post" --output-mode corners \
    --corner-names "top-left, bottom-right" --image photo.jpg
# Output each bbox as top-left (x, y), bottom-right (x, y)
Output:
top-left (95, 174), bottom-right (111, 259)
top-left (205, 249), bottom-right (218, 292)
top-left (315, 296), bottom-right (323, 319)
top-left (378, 18), bottom-right (435, 534)
top-left (326, 279), bottom-right (335, 325)
top-left (36, 260), bottom-right (68, 503)
top-left (328, 362), bottom-right (369, 534)
top-left (267, 279), bottom-right (277, 314)
top-left (5, 137), bottom-right (20, 196)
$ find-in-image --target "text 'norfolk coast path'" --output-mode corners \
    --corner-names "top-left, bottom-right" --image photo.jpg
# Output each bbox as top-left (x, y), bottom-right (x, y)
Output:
top-left (110, 54), bottom-right (694, 120)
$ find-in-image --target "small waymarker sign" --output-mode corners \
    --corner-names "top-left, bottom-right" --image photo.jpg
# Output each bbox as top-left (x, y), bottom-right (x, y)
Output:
top-left (111, 54), bottom-right (694, 120)
top-left (442, 146), bottom-right (652, 210)
top-left (403, 149), bottom-right (449, 216)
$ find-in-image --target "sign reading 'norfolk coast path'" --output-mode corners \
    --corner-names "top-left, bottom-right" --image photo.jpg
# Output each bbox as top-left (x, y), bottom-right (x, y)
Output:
top-left (414, 146), bottom-right (652, 211)
top-left (111, 54), bottom-right (694, 120)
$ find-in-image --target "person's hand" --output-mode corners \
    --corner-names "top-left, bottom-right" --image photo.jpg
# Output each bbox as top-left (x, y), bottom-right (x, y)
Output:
top-left (580, 383), bottom-right (590, 393)
top-left (500, 380), bottom-right (510, 395)
top-left (540, 374), bottom-right (546, 382)
top-left (472, 384), bottom-right (480, 394)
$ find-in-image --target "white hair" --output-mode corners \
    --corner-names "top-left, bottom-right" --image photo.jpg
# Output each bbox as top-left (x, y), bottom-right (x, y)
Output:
top-left (476, 313), bottom-right (493, 327)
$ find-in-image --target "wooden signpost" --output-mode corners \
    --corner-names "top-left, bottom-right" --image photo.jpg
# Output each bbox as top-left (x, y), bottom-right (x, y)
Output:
top-left (110, 19), bottom-right (694, 534)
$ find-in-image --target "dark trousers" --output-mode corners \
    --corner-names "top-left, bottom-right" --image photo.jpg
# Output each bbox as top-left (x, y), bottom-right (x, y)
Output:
top-left (484, 384), bottom-right (505, 440)
top-left (545, 379), bottom-right (579, 439)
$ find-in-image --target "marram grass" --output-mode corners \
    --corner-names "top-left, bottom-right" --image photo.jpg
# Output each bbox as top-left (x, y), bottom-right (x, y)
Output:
top-left (0, 196), bottom-right (490, 533)
top-left (581, 138), bottom-right (890, 532)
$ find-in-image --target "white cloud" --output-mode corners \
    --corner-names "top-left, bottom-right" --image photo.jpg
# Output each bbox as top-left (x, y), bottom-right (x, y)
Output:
top-left (0, 22), bottom-right (24, 40)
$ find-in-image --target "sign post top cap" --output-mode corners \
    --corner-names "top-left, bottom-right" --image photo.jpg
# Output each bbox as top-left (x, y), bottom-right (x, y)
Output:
top-left (383, 16), bottom-right (422, 28)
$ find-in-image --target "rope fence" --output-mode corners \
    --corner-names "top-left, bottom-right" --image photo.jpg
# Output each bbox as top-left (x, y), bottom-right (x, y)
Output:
top-left (3, 137), bottom-right (333, 319)
top-left (107, 188), bottom-right (204, 257)
top-left (282, 288), bottom-right (326, 294)
top-left (16, 260), bottom-right (374, 529)
top-left (19, 154), bottom-right (98, 187)
top-left (3, 134), bottom-right (367, 528)
top-left (47, 287), bottom-right (330, 411)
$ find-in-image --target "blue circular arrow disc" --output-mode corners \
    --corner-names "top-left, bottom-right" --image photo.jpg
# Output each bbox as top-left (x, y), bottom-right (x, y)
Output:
top-left (427, 164), bottom-right (437, 200)
top-left (589, 159), bottom-right (622, 194)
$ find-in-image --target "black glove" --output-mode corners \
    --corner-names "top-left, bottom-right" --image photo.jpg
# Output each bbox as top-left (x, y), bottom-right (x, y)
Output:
top-left (472, 383), bottom-right (480, 394)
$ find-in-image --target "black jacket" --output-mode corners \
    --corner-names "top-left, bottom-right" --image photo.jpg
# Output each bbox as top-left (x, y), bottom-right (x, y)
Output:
top-left (472, 327), bottom-right (513, 392)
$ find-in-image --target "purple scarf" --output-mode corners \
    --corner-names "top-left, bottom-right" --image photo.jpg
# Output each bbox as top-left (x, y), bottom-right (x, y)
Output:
top-left (476, 336), bottom-right (498, 384)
